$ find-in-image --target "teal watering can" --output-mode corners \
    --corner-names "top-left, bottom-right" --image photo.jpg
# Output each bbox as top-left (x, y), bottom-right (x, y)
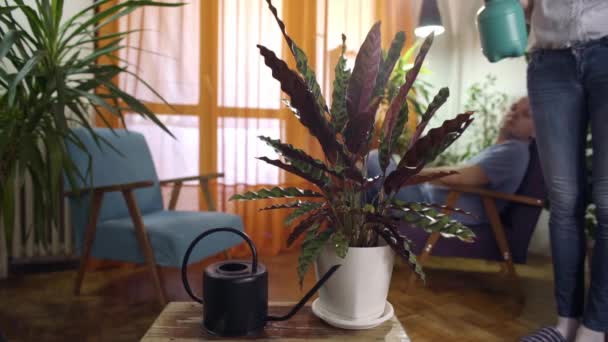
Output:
top-left (477, 0), bottom-right (528, 62)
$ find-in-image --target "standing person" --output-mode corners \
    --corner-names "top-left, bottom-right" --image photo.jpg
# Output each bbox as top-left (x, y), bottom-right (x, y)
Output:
top-left (522, 1), bottom-right (608, 341)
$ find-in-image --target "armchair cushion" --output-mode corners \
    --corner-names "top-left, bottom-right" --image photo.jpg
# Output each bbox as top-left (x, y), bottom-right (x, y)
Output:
top-left (92, 210), bottom-right (244, 267)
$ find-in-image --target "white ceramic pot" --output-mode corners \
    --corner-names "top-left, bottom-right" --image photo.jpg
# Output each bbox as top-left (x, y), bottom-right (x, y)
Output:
top-left (314, 242), bottom-right (395, 322)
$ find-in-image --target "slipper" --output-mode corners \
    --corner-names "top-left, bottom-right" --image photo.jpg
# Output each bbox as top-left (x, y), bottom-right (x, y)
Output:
top-left (520, 327), bottom-right (567, 342)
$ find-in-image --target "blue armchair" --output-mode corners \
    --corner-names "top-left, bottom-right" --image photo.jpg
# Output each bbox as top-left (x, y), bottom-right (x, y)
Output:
top-left (64, 128), bottom-right (244, 305)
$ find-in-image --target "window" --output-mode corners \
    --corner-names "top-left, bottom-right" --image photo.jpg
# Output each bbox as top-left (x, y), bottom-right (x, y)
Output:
top-left (118, 1), bottom-right (201, 105)
top-left (217, 0), bottom-right (283, 109)
top-left (126, 114), bottom-right (200, 210)
top-left (217, 117), bottom-right (282, 185)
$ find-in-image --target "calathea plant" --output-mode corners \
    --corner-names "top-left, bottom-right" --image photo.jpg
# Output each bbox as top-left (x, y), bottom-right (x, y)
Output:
top-left (231, 0), bottom-right (476, 285)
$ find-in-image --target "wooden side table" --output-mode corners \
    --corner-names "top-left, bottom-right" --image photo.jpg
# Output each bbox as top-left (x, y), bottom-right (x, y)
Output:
top-left (141, 302), bottom-right (410, 341)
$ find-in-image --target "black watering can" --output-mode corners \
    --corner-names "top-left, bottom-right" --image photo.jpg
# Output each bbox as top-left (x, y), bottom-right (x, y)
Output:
top-left (181, 227), bottom-right (340, 337)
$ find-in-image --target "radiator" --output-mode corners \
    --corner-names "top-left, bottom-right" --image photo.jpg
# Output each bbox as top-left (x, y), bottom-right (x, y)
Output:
top-left (0, 173), bottom-right (73, 278)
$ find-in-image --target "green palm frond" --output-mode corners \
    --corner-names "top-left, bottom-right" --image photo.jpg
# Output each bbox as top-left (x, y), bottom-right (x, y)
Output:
top-left (0, 0), bottom-right (183, 249)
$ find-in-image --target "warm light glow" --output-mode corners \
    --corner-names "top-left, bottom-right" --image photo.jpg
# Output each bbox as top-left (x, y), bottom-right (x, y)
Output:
top-left (414, 25), bottom-right (445, 38)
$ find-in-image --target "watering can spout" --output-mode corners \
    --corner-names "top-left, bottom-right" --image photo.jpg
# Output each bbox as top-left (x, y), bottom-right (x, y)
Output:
top-left (266, 264), bottom-right (341, 322)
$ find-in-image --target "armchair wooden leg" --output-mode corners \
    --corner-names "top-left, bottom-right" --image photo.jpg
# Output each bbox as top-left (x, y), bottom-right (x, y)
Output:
top-left (481, 197), bottom-right (518, 281)
top-left (200, 180), bottom-right (216, 211)
top-left (74, 191), bottom-right (104, 295)
top-left (123, 189), bottom-right (167, 307)
top-left (168, 181), bottom-right (183, 211)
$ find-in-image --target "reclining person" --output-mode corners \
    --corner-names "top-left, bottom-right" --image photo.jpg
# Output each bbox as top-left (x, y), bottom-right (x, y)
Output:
top-left (367, 97), bottom-right (535, 225)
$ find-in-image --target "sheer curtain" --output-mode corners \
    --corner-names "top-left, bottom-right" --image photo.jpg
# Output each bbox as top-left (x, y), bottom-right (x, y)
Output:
top-left (118, 0), bottom-right (200, 104)
top-left (112, 0), bottom-right (414, 257)
top-left (215, 0), bottom-right (321, 256)
top-left (116, 0), bottom-right (203, 212)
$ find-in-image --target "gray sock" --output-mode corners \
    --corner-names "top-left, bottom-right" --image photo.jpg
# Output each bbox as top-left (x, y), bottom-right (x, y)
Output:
top-left (574, 324), bottom-right (603, 342)
top-left (556, 317), bottom-right (579, 342)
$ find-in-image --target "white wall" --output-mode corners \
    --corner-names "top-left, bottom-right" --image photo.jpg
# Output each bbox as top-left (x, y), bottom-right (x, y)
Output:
top-left (412, 0), bottom-right (528, 137)
top-left (11, 0), bottom-right (92, 27)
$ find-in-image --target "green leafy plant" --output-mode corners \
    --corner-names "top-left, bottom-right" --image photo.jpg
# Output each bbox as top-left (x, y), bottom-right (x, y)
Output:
top-left (377, 41), bottom-right (434, 156)
top-left (0, 1), bottom-right (180, 248)
top-left (230, 0), bottom-right (476, 285)
top-left (585, 204), bottom-right (596, 240)
top-left (585, 130), bottom-right (596, 240)
top-left (433, 74), bottom-right (508, 166)
top-left (384, 41), bottom-right (434, 118)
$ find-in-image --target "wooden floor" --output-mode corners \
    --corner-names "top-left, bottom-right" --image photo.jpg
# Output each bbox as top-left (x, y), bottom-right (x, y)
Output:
top-left (0, 252), bottom-right (555, 341)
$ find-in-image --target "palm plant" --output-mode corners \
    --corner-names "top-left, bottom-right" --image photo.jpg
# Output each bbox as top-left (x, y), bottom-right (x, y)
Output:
top-left (0, 1), bottom-right (179, 249)
top-left (230, 0), bottom-right (476, 284)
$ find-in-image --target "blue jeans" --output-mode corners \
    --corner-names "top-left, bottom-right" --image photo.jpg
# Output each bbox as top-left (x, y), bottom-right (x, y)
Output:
top-left (528, 37), bottom-right (608, 332)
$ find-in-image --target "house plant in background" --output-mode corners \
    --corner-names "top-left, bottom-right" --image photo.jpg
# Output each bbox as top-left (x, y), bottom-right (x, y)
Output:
top-left (230, 0), bottom-right (476, 329)
top-left (433, 74), bottom-right (509, 166)
top-left (584, 130), bottom-right (596, 273)
top-left (374, 40), bottom-right (435, 156)
top-left (0, 0), bottom-right (179, 267)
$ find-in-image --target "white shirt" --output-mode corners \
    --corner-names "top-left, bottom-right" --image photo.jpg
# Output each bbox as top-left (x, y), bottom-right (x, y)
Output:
top-left (529, 0), bottom-right (608, 50)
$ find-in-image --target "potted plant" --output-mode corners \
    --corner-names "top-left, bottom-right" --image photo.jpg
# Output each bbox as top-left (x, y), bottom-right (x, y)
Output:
top-left (230, 0), bottom-right (476, 328)
top-left (0, 0), bottom-right (180, 260)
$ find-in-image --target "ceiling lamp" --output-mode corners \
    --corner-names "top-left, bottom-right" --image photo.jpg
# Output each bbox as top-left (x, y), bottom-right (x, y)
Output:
top-left (415, 0), bottom-right (445, 38)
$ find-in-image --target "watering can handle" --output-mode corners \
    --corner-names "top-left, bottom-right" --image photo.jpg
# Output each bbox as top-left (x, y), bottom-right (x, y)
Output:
top-left (181, 227), bottom-right (258, 304)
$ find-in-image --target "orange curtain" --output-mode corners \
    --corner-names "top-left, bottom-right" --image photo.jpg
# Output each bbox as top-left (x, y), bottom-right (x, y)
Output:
top-left (375, 0), bottom-right (418, 133)
top-left (376, 0), bottom-right (418, 131)
top-left (376, 0), bottom-right (415, 48)
top-left (109, 0), bottom-right (414, 257)
top-left (214, 0), bottom-right (323, 257)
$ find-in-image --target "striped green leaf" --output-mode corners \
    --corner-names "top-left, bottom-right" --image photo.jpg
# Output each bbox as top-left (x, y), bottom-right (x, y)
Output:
top-left (287, 209), bottom-right (328, 246)
top-left (331, 231), bottom-right (349, 258)
top-left (390, 202), bottom-right (475, 242)
top-left (297, 224), bottom-right (332, 287)
top-left (265, 0), bottom-right (329, 115)
top-left (410, 87), bottom-right (450, 145)
top-left (379, 103), bottom-right (408, 173)
top-left (374, 31), bottom-right (406, 97)
top-left (258, 200), bottom-right (309, 211)
top-left (257, 156), bottom-right (330, 189)
top-left (258, 136), bottom-right (359, 182)
top-left (229, 187), bottom-right (323, 201)
top-left (330, 34), bottom-right (351, 134)
top-left (367, 216), bottom-right (425, 283)
top-left (285, 202), bottom-right (324, 226)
